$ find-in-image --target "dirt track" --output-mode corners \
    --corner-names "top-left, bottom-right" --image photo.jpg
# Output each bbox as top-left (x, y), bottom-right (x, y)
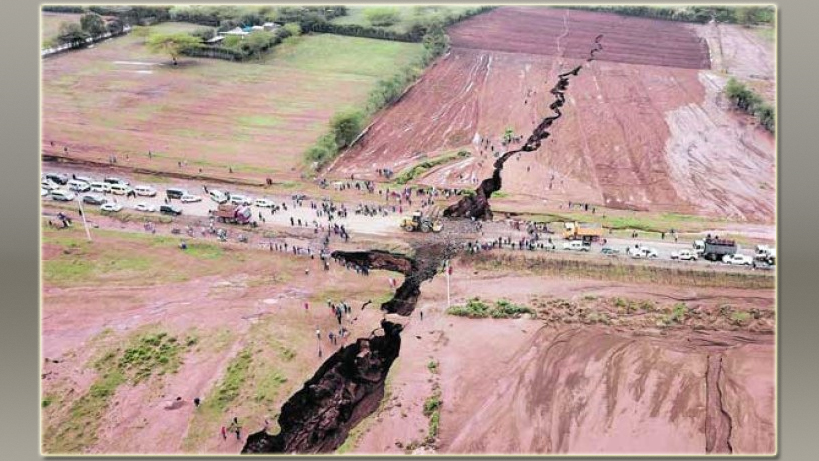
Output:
top-left (330, 7), bottom-right (775, 222)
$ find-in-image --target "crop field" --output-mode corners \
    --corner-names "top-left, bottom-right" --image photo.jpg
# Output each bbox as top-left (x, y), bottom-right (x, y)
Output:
top-left (330, 6), bottom-right (775, 223)
top-left (42, 28), bottom-right (423, 181)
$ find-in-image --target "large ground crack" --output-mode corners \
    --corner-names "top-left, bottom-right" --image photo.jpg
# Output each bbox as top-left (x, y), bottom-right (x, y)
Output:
top-left (705, 353), bottom-right (734, 454)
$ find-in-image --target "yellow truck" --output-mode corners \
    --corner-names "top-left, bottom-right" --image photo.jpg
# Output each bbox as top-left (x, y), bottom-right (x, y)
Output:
top-left (401, 207), bottom-right (443, 233)
top-left (562, 221), bottom-right (603, 242)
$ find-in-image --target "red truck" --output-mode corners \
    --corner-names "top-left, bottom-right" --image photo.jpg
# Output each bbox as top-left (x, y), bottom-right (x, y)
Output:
top-left (211, 203), bottom-right (256, 226)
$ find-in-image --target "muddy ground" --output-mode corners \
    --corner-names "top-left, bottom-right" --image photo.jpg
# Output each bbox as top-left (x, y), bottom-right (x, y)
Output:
top-left (330, 7), bottom-right (774, 222)
top-left (350, 267), bottom-right (774, 455)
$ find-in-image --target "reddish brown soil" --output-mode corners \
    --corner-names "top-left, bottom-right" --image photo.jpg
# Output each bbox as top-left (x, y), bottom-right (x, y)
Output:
top-left (353, 268), bottom-right (775, 455)
top-left (447, 7), bottom-right (710, 69)
top-left (330, 7), bottom-right (775, 222)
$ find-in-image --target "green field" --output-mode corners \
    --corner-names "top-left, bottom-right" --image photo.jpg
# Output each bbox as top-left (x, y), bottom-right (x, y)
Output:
top-left (331, 6), bottom-right (473, 33)
top-left (42, 30), bottom-right (423, 181)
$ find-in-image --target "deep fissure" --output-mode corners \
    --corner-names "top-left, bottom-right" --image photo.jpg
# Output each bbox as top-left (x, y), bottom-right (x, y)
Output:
top-left (241, 37), bottom-right (602, 454)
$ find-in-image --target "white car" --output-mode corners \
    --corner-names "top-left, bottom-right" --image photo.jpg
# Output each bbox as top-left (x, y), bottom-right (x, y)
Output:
top-left (41, 180), bottom-right (59, 191)
top-left (562, 240), bottom-right (591, 252)
top-left (723, 254), bottom-right (753, 266)
top-left (671, 249), bottom-right (698, 261)
top-left (100, 202), bottom-right (123, 212)
top-left (50, 189), bottom-right (76, 201)
top-left (134, 202), bottom-right (157, 212)
top-left (254, 198), bottom-right (275, 208)
top-left (208, 189), bottom-right (228, 204)
top-left (134, 185), bottom-right (158, 197)
top-left (90, 182), bottom-right (112, 193)
top-left (180, 194), bottom-right (202, 203)
top-left (67, 179), bottom-right (91, 193)
top-left (41, 188), bottom-right (48, 197)
top-left (627, 246), bottom-right (658, 259)
top-left (230, 194), bottom-right (252, 206)
top-left (74, 175), bottom-right (95, 184)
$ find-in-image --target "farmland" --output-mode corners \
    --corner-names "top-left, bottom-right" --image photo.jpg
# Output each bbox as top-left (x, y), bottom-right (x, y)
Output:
top-left (42, 28), bottom-right (423, 181)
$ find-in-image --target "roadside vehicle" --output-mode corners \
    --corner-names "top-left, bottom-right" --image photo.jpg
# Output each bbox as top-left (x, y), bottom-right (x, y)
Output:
top-left (562, 240), bottom-right (591, 252)
top-left (41, 188), bottom-right (48, 197)
top-left (254, 198), bottom-right (275, 208)
top-left (134, 202), bottom-right (157, 212)
top-left (180, 194), bottom-right (202, 203)
top-left (210, 203), bottom-right (255, 226)
top-left (702, 237), bottom-right (737, 261)
top-left (110, 183), bottom-right (133, 196)
top-left (601, 247), bottom-right (620, 256)
top-left (160, 204), bottom-right (183, 216)
top-left (541, 241), bottom-right (556, 251)
top-left (74, 175), bottom-right (94, 184)
top-left (230, 194), bottom-right (252, 206)
top-left (562, 221), bottom-right (603, 242)
top-left (90, 181), bottom-right (112, 193)
top-left (50, 189), bottom-right (76, 202)
top-left (754, 245), bottom-right (776, 265)
top-left (45, 173), bottom-right (69, 185)
top-left (67, 179), bottom-right (91, 192)
top-left (104, 177), bottom-right (129, 186)
top-left (100, 202), bottom-right (123, 212)
top-left (82, 194), bottom-right (107, 205)
top-left (208, 189), bottom-right (228, 204)
top-left (627, 245), bottom-right (658, 259)
top-left (671, 249), bottom-right (698, 261)
top-left (166, 188), bottom-right (187, 200)
top-left (41, 180), bottom-right (59, 191)
top-left (134, 185), bottom-right (158, 197)
top-left (723, 254), bottom-right (753, 266)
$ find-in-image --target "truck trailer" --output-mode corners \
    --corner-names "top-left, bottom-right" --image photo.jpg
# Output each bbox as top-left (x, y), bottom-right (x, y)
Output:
top-left (702, 237), bottom-right (737, 261)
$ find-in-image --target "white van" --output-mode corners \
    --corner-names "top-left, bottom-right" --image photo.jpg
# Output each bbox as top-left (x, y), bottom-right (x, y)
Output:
top-left (50, 189), bottom-right (76, 201)
top-left (209, 189), bottom-right (228, 204)
top-left (110, 183), bottom-right (133, 195)
top-left (134, 185), bottom-right (157, 197)
top-left (67, 179), bottom-right (91, 192)
top-left (562, 240), bottom-right (591, 252)
top-left (90, 182), bottom-right (111, 193)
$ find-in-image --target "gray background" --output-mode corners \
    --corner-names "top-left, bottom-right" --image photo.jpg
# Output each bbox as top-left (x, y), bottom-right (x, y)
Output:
top-left (1, 0), bottom-right (815, 459)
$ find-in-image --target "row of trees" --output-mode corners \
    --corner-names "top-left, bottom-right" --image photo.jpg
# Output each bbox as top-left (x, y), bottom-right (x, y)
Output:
top-left (557, 5), bottom-right (774, 25)
top-left (52, 13), bottom-right (125, 47)
top-left (724, 78), bottom-right (775, 133)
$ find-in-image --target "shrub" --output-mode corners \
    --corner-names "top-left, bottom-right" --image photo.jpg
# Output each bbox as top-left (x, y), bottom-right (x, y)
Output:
top-left (364, 7), bottom-right (401, 27)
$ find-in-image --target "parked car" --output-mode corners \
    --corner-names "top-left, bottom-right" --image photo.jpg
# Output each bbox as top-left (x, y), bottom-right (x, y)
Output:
top-left (671, 249), bottom-right (698, 261)
top-left (45, 173), bottom-right (69, 185)
top-left (166, 188), bottom-right (188, 200)
top-left (562, 240), bottom-right (591, 252)
top-left (74, 175), bottom-right (94, 184)
top-left (41, 179), bottom-right (59, 191)
top-left (104, 177), bottom-right (129, 186)
top-left (41, 188), bottom-right (48, 197)
top-left (67, 179), bottom-right (91, 192)
top-left (254, 198), bottom-right (275, 208)
top-left (50, 189), bottom-right (75, 201)
top-left (160, 204), bottom-right (182, 216)
top-left (82, 194), bottom-right (108, 205)
top-left (601, 247), bottom-right (620, 256)
top-left (180, 194), bottom-right (202, 203)
top-left (208, 189), bottom-right (228, 204)
top-left (90, 181), bottom-right (112, 193)
top-left (134, 202), bottom-right (157, 212)
top-left (230, 194), bottom-right (252, 206)
top-left (134, 185), bottom-right (158, 197)
top-left (110, 184), bottom-right (133, 195)
top-left (723, 254), bottom-right (753, 266)
top-left (100, 202), bottom-right (123, 212)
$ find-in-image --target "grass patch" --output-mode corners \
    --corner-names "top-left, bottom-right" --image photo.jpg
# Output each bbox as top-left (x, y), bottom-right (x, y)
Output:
top-left (254, 370), bottom-right (288, 404)
top-left (44, 329), bottom-right (192, 454)
top-left (427, 360), bottom-right (439, 374)
top-left (422, 383), bottom-right (442, 446)
top-left (394, 150), bottom-right (470, 185)
top-left (447, 297), bottom-right (535, 319)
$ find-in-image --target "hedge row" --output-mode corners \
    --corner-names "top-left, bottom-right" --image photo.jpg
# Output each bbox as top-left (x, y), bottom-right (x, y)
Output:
top-left (555, 5), bottom-right (774, 25)
top-left (180, 25), bottom-right (295, 62)
top-left (42, 6), bottom-right (86, 14)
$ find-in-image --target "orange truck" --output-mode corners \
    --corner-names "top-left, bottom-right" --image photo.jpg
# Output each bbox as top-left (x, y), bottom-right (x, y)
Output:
top-left (562, 221), bottom-right (603, 242)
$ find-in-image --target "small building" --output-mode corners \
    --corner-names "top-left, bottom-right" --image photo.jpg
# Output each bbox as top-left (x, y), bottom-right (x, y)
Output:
top-left (220, 27), bottom-right (248, 38)
top-left (205, 35), bottom-right (224, 45)
top-left (263, 22), bottom-right (281, 31)
top-left (250, 25), bottom-right (265, 32)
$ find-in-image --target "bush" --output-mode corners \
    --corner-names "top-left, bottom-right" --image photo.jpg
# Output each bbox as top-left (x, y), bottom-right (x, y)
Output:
top-left (330, 110), bottom-right (365, 149)
top-left (43, 6), bottom-right (86, 14)
top-left (447, 297), bottom-right (534, 318)
top-left (364, 7), bottom-right (401, 27)
top-left (725, 78), bottom-right (775, 133)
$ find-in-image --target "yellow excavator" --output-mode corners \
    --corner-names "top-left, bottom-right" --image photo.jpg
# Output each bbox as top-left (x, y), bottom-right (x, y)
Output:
top-left (401, 206), bottom-right (443, 233)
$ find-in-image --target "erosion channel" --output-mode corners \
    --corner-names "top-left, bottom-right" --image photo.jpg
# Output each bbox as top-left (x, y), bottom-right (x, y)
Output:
top-left (241, 37), bottom-right (603, 455)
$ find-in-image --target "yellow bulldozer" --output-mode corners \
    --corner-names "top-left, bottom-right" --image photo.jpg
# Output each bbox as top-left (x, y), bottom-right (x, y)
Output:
top-left (401, 206), bottom-right (443, 233)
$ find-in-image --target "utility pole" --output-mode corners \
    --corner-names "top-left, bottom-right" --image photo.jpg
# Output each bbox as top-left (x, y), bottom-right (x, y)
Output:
top-left (76, 194), bottom-right (92, 242)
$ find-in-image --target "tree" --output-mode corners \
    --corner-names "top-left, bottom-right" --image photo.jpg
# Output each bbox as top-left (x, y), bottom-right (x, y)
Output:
top-left (422, 19), bottom-right (449, 58)
top-left (283, 22), bottom-right (302, 36)
top-left (364, 7), bottom-right (400, 27)
top-left (80, 13), bottom-right (107, 36)
top-left (57, 22), bottom-right (90, 46)
top-left (243, 31), bottom-right (274, 59)
top-left (146, 33), bottom-right (201, 65)
top-left (330, 110), bottom-right (365, 149)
